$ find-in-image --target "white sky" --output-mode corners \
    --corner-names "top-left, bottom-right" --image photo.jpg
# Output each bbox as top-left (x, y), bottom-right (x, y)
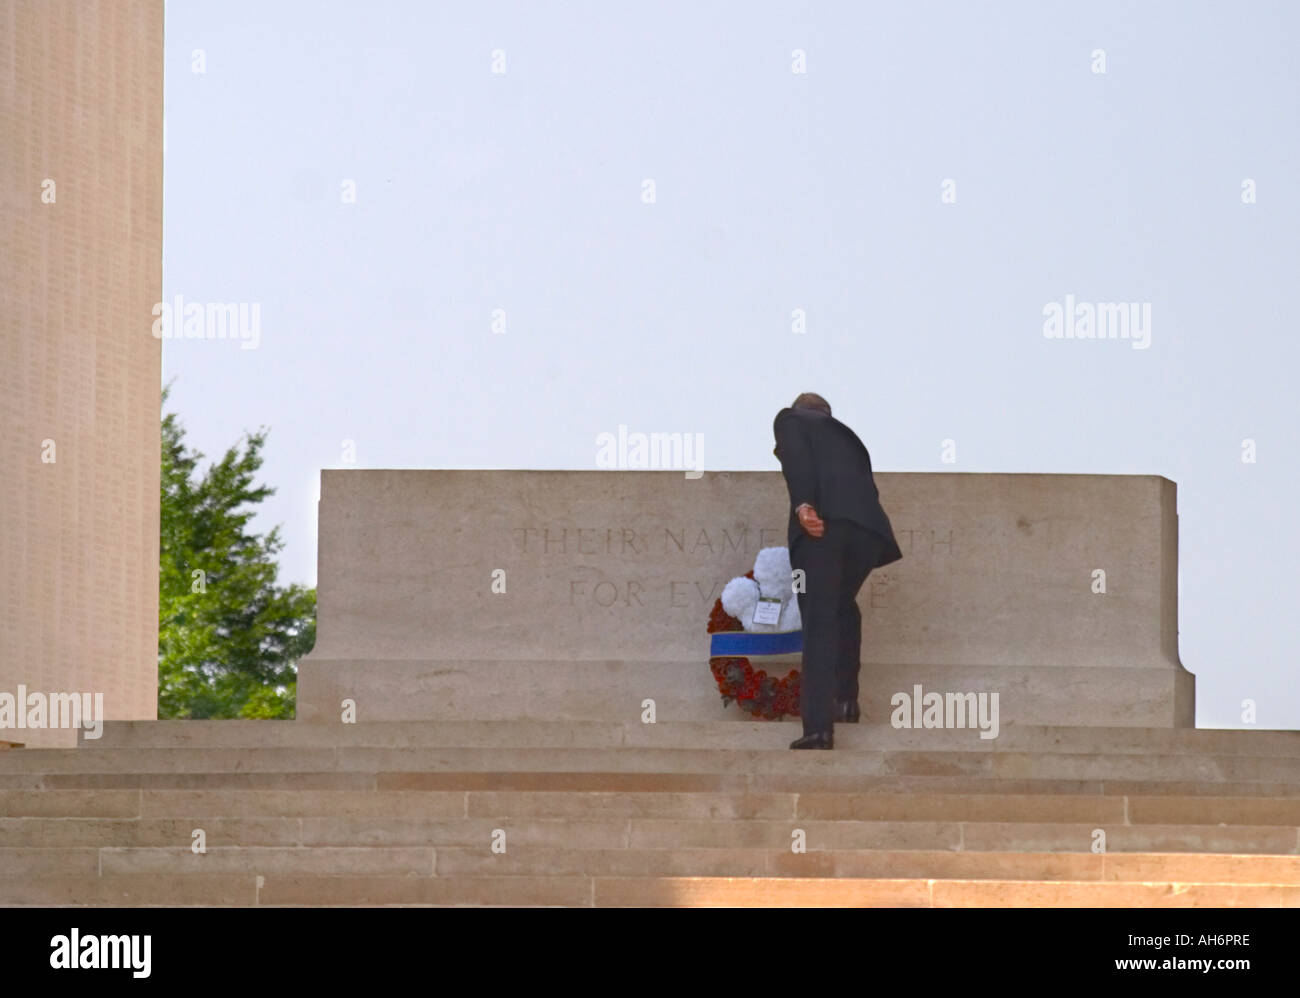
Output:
top-left (161, 0), bottom-right (1300, 728)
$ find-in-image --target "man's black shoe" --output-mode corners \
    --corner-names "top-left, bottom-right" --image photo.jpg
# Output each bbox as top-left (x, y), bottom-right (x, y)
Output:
top-left (789, 731), bottom-right (834, 750)
top-left (833, 699), bottom-right (860, 723)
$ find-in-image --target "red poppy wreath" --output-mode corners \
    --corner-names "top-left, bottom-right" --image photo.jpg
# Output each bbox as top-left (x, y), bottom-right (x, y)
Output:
top-left (705, 547), bottom-right (803, 721)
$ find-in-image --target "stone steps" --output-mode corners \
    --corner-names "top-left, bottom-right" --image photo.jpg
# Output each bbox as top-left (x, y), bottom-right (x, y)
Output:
top-left (3, 874), bottom-right (1296, 907)
top-left (2, 719), bottom-right (1298, 905)
top-left (77, 719), bottom-right (1300, 756)
top-left (3, 844), bottom-right (1300, 880)
top-left (6, 788), bottom-right (1300, 822)
top-left (9, 769), bottom-right (1300, 797)
top-left (6, 745), bottom-right (1300, 784)
top-left (0, 816), bottom-right (1296, 853)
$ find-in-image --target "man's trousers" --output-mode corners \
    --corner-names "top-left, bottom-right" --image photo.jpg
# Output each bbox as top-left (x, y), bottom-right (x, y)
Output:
top-left (790, 519), bottom-right (884, 735)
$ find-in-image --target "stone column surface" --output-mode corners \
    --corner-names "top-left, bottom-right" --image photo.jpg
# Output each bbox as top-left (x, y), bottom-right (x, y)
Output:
top-left (0, 0), bottom-right (164, 746)
top-left (298, 470), bottom-right (1194, 728)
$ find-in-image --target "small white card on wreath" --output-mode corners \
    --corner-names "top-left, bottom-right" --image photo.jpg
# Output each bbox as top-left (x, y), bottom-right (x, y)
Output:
top-left (752, 596), bottom-right (782, 626)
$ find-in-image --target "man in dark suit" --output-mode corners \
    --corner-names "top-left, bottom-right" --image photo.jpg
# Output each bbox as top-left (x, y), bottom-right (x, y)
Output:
top-left (773, 392), bottom-right (902, 749)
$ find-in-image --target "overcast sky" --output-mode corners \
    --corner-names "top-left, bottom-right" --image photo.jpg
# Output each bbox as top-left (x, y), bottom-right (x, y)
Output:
top-left (160, 0), bottom-right (1300, 728)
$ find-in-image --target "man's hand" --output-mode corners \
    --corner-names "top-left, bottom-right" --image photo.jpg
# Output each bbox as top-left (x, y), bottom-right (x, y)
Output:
top-left (796, 503), bottom-right (825, 538)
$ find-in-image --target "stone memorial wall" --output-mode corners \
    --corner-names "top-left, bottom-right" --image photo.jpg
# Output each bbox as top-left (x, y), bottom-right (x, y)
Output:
top-left (298, 470), bottom-right (1194, 727)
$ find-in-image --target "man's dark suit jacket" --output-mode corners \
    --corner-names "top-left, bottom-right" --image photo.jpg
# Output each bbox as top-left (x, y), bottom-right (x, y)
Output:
top-left (773, 406), bottom-right (903, 568)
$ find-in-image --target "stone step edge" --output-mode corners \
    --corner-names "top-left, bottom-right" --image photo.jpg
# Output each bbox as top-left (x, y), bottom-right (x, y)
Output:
top-left (12, 775), bottom-right (1300, 798)
top-left (3, 874), bottom-right (1296, 908)
top-left (13, 746), bottom-right (1300, 766)
top-left (78, 719), bottom-right (1300, 738)
top-left (3, 845), bottom-right (1299, 865)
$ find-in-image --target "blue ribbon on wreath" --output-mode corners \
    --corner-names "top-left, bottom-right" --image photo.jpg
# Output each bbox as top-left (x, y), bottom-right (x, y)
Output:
top-left (708, 629), bottom-right (802, 657)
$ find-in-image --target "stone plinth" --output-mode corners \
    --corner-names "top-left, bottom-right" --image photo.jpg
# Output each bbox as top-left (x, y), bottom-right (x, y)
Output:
top-left (297, 471), bottom-right (1194, 727)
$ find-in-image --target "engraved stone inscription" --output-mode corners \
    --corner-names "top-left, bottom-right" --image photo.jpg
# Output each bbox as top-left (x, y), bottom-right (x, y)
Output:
top-left (512, 523), bottom-right (953, 612)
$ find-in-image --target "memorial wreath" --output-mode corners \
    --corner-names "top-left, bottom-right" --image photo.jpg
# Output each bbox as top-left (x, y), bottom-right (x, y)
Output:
top-left (705, 547), bottom-right (803, 720)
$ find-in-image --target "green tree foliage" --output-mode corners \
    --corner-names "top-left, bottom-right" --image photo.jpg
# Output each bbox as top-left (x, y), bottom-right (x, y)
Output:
top-left (159, 386), bottom-right (315, 719)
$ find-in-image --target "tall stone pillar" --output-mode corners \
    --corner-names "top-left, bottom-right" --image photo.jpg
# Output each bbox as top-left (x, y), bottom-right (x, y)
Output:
top-left (0, 0), bottom-right (164, 746)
